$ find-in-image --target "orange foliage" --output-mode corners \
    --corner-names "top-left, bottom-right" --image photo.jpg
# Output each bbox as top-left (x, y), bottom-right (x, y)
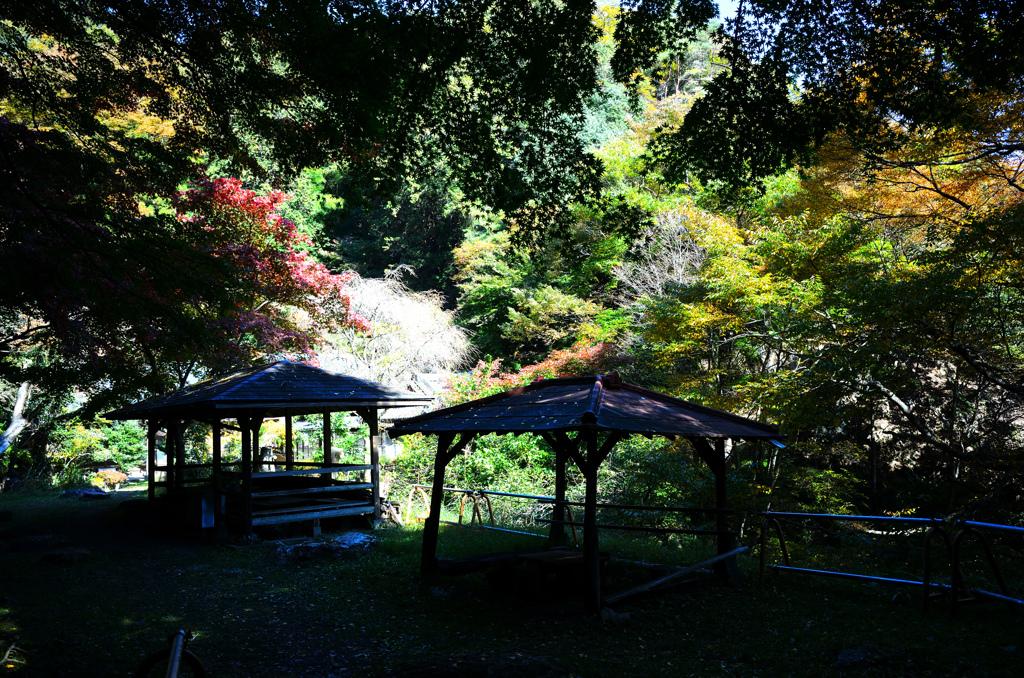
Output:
top-left (443, 341), bottom-right (628, 406)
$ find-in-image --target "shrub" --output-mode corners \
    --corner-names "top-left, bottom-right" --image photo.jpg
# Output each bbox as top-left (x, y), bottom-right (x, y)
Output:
top-left (91, 469), bottom-right (128, 491)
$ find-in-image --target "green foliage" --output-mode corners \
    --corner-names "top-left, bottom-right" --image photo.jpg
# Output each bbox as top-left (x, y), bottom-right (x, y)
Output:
top-left (0, 447), bottom-right (32, 483)
top-left (332, 420), bottom-right (371, 465)
top-left (447, 434), bottom-right (554, 497)
top-left (454, 218), bottom-right (631, 363)
top-left (657, 2), bottom-right (1024, 194)
top-left (601, 437), bottom-right (701, 508)
top-left (100, 421), bottom-right (148, 470)
top-left (5, 0), bottom-right (715, 410)
top-left (326, 171), bottom-right (472, 305)
top-left (44, 419), bottom-right (146, 483)
top-left (771, 465), bottom-right (865, 516)
top-left (8, 0), bottom-right (1024, 524)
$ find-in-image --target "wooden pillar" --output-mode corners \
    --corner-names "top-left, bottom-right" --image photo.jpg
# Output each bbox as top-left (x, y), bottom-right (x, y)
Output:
top-left (367, 409), bottom-right (381, 521)
top-left (240, 416), bottom-right (253, 537)
top-left (583, 430), bottom-right (601, 615)
top-left (715, 438), bottom-right (734, 554)
top-left (551, 445), bottom-right (568, 544)
top-left (422, 438), bottom-right (450, 575)
top-left (322, 409), bottom-right (332, 479)
top-left (285, 414), bottom-right (294, 471)
top-left (146, 420), bottom-right (158, 502)
top-left (212, 421), bottom-right (223, 531)
top-left (252, 417), bottom-right (263, 474)
top-left (696, 436), bottom-right (739, 584)
top-left (421, 434), bottom-right (471, 575)
top-left (164, 422), bottom-right (175, 492)
top-left (174, 421), bottom-right (186, 491)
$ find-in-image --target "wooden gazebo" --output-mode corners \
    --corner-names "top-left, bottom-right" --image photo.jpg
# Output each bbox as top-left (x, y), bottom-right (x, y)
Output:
top-left (388, 372), bottom-right (784, 613)
top-left (107, 360), bottom-right (431, 536)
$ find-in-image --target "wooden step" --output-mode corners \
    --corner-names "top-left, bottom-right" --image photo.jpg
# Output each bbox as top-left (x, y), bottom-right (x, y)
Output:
top-left (252, 498), bottom-right (369, 517)
top-left (251, 483), bottom-right (372, 498)
top-left (250, 465), bottom-right (371, 479)
top-left (251, 504), bottom-right (374, 526)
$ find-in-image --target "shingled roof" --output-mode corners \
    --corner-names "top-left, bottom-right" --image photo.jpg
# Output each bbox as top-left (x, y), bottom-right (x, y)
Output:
top-left (106, 360), bottom-right (432, 420)
top-left (389, 373), bottom-right (783, 440)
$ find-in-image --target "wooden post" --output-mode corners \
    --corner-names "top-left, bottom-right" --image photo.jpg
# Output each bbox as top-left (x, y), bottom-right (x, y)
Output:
top-left (421, 434), bottom-right (472, 575)
top-left (146, 420), bottom-right (158, 502)
top-left (165, 422), bottom-right (175, 492)
top-left (583, 430), bottom-right (602, 615)
top-left (712, 438), bottom-right (740, 584)
top-left (240, 416), bottom-right (253, 537)
top-left (551, 445), bottom-right (568, 544)
top-left (421, 436), bottom-right (452, 575)
top-left (542, 431), bottom-right (583, 545)
top-left (322, 409), bottom-right (332, 479)
top-left (252, 417), bottom-right (263, 473)
top-left (367, 409), bottom-right (381, 521)
top-left (174, 421), bottom-right (186, 491)
top-left (285, 414), bottom-right (294, 471)
top-left (212, 421), bottom-right (223, 532)
top-left (715, 438), bottom-right (734, 553)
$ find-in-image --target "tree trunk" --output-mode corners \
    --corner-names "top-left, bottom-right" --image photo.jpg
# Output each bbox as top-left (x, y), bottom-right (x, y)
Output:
top-left (0, 382), bottom-right (32, 459)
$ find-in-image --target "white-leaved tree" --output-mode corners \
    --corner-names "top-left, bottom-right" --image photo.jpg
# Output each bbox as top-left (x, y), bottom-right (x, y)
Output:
top-left (613, 210), bottom-right (706, 301)
top-left (318, 269), bottom-right (472, 394)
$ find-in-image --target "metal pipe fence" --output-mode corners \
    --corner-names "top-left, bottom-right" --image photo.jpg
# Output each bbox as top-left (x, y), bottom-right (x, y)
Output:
top-left (758, 511), bottom-right (1024, 614)
top-left (406, 483), bottom-right (738, 542)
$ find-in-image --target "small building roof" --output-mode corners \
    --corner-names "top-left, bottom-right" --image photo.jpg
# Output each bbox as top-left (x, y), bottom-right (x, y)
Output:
top-left (106, 360), bottom-right (432, 421)
top-left (389, 373), bottom-right (783, 440)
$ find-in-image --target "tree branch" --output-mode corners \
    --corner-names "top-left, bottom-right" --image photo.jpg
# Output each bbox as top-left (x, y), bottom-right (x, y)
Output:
top-left (0, 382), bottom-right (33, 459)
top-left (864, 375), bottom-right (962, 460)
top-left (948, 344), bottom-right (1024, 397)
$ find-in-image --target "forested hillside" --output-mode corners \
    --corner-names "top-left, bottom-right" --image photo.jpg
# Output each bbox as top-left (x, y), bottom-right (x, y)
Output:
top-left (2, 1), bottom-right (1022, 523)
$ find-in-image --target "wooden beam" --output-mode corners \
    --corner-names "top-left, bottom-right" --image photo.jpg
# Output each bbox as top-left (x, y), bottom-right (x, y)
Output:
top-left (252, 483), bottom-right (373, 498)
top-left (164, 422), bottom-right (175, 492)
top-left (253, 416), bottom-right (265, 473)
top-left (250, 465), bottom-right (370, 479)
top-left (550, 431), bottom-right (586, 470)
top-left (604, 547), bottom-right (750, 605)
top-left (253, 498), bottom-right (370, 516)
top-left (689, 437), bottom-right (725, 476)
top-left (594, 431), bottom-right (624, 467)
top-left (540, 431), bottom-right (580, 545)
top-left (713, 438), bottom-right (739, 585)
top-left (252, 504), bottom-right (374, 526)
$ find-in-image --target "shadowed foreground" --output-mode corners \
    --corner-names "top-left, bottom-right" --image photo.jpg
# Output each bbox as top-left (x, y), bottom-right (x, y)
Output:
top-left (0, 489), bottom-right (1019, 677)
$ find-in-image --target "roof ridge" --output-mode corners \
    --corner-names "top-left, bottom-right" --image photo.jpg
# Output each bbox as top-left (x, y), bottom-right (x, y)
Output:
top-left (581, 377), bottom-right (605, 424)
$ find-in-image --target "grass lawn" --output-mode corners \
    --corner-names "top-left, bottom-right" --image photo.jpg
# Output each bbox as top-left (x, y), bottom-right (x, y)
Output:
top-left (0, 488), bottom-right (1020, 677)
